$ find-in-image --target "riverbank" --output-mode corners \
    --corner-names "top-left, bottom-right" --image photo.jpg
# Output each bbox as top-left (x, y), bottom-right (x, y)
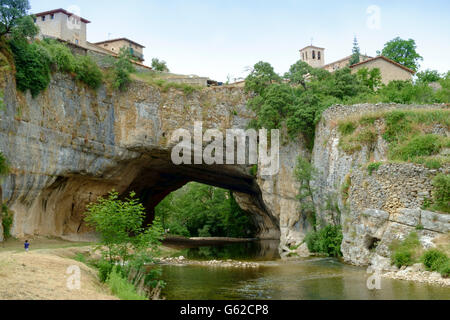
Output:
top-left (158, 256), bottom-right (260, 269)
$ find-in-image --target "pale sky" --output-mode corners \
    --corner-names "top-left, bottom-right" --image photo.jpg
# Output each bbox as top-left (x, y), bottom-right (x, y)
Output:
top-left (30, 0), bottom-right (450, 82)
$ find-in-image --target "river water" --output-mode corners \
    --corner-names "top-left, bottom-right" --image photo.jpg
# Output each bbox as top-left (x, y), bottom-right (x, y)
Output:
top-left (160, 241), bottom-right (450, 300)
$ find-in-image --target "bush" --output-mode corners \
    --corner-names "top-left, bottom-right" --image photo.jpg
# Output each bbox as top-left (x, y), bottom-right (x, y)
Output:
top-left (9, 39), bottom-right (52, 97)
top-left (106, 266), bottom-right (147, 300)
top-left (421, 249), bottom-right (449, 275)
top-left (431, 174), bottom-right (450, 213)
top-left (390, 232), bottom-right (421, 267)
top-left (391, 134), bottom-right (443, 161)
top-left (392, 250), bottom-right (414, 268)
top-left (367, 162), bottom-right (382, 175)
top-left (113, 48), bottom-right (135, 91)
top-left (338, 121), bottom-right (356, 136)
top-left (41, 39), bottom-right (76, 73)
top-left (74, 55), bottom-right (103, 89)
top-left (304, 225), bottom-right (343, 257)
top-left (96, 258), bottom-right (114, 283)
top-left (1, 204), bottom-right (13, 239)
top-left (439, 260), bottom-right (450, 278)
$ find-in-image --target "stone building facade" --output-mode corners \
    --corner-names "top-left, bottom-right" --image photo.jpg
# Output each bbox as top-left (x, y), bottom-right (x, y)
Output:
top-left (349, 56), bottom-right (415, 84)
top-left (300, 45), bottom-right (325, 68)
top-left (322, 54), bottom-right (372, 72)
top-left (34, 9), bottom-right (90, 47)
top-left (94, 38), bottom-right (145, 62)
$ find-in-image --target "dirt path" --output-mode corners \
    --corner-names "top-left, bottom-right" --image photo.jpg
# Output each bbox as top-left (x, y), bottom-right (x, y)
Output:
top-left (0, 238), bottom-right (117, 300)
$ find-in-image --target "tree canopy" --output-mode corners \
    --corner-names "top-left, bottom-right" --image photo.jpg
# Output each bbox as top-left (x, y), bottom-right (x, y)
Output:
top-left (151, 58), bottom-right (169, 72)
top-left (379, 37), bottom-right (423, 72)
top-left (349, 36), bottom-right (361, 66)
top-left (0, 0), bottom-right (32, 36)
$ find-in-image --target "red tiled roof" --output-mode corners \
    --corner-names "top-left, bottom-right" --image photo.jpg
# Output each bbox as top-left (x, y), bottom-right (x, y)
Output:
top-left (34, 8), bottom-right (91, 24)
top-left (349, 56), bottom-right (416, 74)
top-left (94, 38), bottom-right (145, 49)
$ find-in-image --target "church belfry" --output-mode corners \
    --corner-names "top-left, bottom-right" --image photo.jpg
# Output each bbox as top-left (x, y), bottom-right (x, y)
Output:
top-left (300, 45), bottom-right (325, 68)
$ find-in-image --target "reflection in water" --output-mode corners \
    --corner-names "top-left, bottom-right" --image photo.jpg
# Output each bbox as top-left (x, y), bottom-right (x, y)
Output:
top-left (160, 241), bottom-right (450, 300)
top-left (167, 240), bottom-right (281, 261)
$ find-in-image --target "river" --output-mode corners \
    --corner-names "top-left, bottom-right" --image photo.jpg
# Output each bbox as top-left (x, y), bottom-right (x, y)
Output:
top-left (159, 240), bottom-right (450, 300)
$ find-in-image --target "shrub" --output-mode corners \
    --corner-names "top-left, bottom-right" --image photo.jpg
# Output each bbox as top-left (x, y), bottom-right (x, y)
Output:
top-left (421, 249), bottom-right (449, 274)
top-left (392, 250), bottom-right (414, 268)
top-left (338, 121), bottom-right (356, 136)
top-left (1, 204), bottom-right (13, 239)
top-left (304, 225), bottom-right (343, 257)
top-left (74, 55), bottom-right (103, 89)
top-left (391, 134), bottom-right (443, 161)
top-left (9, 39), bottom-right (52, 97)
top-left (41, 39), bottom-right (76, 73)
top-left (431, 174), bottom-right (450, 213)
top-left (367, 162), bottom-right (382, 176)
top-left (113, 48), bottom-right (135, 91)
top-left (390, 232), bottom-right (421, 267)
top-left (96, 258), bottom-right (114, 283)
top-left (439, 260), bottom-right (450, 278)
top-left (106, 266), bottom-right (147, 300)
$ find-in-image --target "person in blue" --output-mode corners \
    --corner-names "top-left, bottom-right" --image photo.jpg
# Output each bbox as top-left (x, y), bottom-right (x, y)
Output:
top-left (24, 240), bottom-right (30, 252)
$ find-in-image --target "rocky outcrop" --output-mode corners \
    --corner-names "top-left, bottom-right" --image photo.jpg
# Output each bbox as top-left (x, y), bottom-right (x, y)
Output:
top-left (312, 103), bottom-right (449, 268)
top-left (0, 70), bottom-right (312, 245)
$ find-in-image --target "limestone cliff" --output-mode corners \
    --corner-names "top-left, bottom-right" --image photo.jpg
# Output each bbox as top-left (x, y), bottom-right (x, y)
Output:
top-left (312, 103), bottom-right (449, 268)
top-left (0, 70), bottom-right (308, 244)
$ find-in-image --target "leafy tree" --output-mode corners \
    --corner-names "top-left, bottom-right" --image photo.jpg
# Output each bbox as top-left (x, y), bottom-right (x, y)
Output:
top-left (74, 55), bottom-right (103, 89)
top-left (284, 60), bottom-right (313, 89)
top-left (349, 36), bottom-right (361, 66)
top-left (294, 157), bottom-right (318, 229)
top-left (0, 0), bottom-right (31, 36)
top-left (151, 58), bottom-right (169, 72)
top-left (113, 47), bottom-right (136, 91)
top-left (85, 191), bottom-right (164, 263)
top-left (356, 67), bottom-right (382, 91)
top-left (155, 183), bottom-right (255, 238)
top-left (379, 37), bottom-right (423, 72)
top-left (245, 61), bottom-right (281, 95)
top-left (416, 69), bottom-right (442, 84)
top-left (41, 38), bottom-right (76, 73)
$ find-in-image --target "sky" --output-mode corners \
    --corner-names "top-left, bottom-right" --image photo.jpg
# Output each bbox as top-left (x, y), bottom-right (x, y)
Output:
top-left (30, 0), bottom-right (450, 82)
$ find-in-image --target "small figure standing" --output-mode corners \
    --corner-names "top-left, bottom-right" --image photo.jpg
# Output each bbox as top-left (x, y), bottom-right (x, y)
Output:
top-left (24, 240), bottom-right (30, 252)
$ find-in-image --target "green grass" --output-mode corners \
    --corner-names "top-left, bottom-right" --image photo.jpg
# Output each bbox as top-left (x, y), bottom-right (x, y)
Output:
top-left (421, 249), bottom-right (449, 277)
top-left (367, 162), bottom-right (382, 176)
top-left (132, 72), bottom-right (202, 95)
top-left (389, 232), bottom-right (422, 268)
top-left (106, 266), bottom-right (148, 300)
top-left (337, 109), bottom-right (450, 167)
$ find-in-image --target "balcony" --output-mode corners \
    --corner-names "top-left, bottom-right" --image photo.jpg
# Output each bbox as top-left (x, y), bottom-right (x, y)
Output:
top-left (129, 48), bottom-right (144, 61)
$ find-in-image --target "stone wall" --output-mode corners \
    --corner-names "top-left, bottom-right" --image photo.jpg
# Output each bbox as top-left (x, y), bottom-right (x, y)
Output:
top-left (312, 103), bottom-right (449, 267)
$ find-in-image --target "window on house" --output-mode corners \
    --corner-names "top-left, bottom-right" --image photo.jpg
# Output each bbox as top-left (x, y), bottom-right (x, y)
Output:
top-left (50, 14), bottom-right (54, 20)
top-left (42, 16), bottom-right (46, 21)
top-left (33, 17), bottom-right (37, 23)
top-left (318, 51), bottom-right (321, 60)
top-left (75, 39), bottom-right (79, 45)
top-left (312, 50), bottom-right (316, 59)
top-left (305, 52), bottom-right (308, 59)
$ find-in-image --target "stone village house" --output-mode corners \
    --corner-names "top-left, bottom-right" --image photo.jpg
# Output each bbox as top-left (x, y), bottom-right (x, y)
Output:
top-left (33, 8), bottom-right (148, 65)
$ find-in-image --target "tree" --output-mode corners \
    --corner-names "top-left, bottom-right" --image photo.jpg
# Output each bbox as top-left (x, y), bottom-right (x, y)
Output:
top-left (349, 36), bottom-right (361, 66)
top-left (416, 69), bottom-right (442, 84)
top-left (244, 61), bottom-right (281, 95)
top-left (151, 58), bottom-right (169, 72)
top-left (284, 60), bottom-right (313, 90)
top-left (294, 156), bottom-right (318, 229)
top-left (0, 0), bottom-right (31, 36)
top-left (356, 67), bottom-right (382, 91)
top-left (379, 37), bottom-right (423, 72)
top-left (113, 47), bottom-right (136, 91)
top-left (85, 191), bottom-right (163, 264)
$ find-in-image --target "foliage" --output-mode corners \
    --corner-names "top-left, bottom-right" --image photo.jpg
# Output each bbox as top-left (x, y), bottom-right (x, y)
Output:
top-left (85, 191), bottom-right (164, 264)
top-left (379, 37), bottom-right (423, 72)
top-left (0, 152), bottom-right (9, 176)
top-left (9, 38), bottom-right (52, 97)
top-left (367, 162), bottom-right (382, 175)
top-left (10, 15), bottom-right (38, 39)
top-left (356, 67), bottom-right (382, 91)
top-left (416, 69), bottom-right (442, 84)
top-left (390, 232), bottom-right (421, 268)
top-left (106, 266), bottom-right (148, 300)
top-left (0, 0), bottom-right (31, 36)
top-left (390, 134), bottom-right (444, 161)
top-left (151, 58), bottom-right (169, 72)
top-left (40, 38), bottom-right (76, 73)
top-left (421, 249), bottom-right (449, 277)
top-left (1, 203), bottom-right (13, 239)
top-left (294, 157), bottom-right (318, 229)
top-left (349, 36), bottom-right (360, 66)
top-left (113, 47), bottom-right (136, 91)
top-left (74, 55), bottom-right (103, 90)
top-left (245, 61), bottom-right (281, 96)
top-left (338, 121), bottom-right (356, 136)
top-left (430, 174), bottom-right (450, 213)
top-left (304, 225), bottom-right (343, 257)
top-left (155, 183), bottom-right (256, 238)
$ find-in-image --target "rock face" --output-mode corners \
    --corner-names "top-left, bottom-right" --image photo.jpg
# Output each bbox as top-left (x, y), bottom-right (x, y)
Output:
top-left (1, 70), bottom-right (448, 266)
top-left (312, 103), bottom-right (449, 268)
top-left (0, 71), bottom-right (310, 244)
